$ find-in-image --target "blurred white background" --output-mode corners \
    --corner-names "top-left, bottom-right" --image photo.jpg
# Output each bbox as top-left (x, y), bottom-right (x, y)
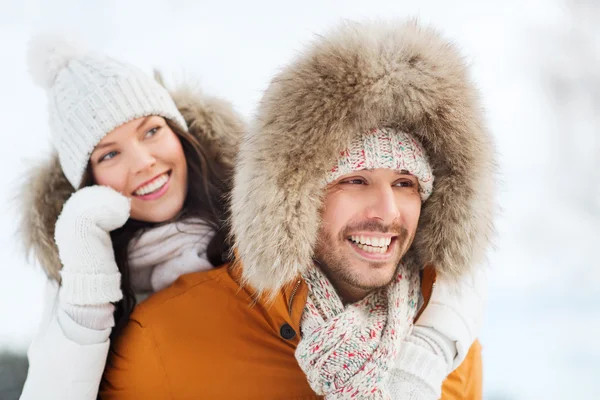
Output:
top-left (1, 0), bottom-right (598, 398)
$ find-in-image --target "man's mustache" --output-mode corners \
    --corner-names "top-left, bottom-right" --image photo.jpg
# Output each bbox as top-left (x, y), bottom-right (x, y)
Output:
top-left (341, 220), bottom-right (408, 239)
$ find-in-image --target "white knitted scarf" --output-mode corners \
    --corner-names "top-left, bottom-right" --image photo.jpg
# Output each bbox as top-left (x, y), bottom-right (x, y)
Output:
top-left (295, 263), bottom-right (420, 399)
top-left (127, 219), bottom-right (216, 293)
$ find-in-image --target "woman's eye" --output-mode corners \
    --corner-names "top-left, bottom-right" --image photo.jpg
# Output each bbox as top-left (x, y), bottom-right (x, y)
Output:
top-left (145, 127), bottom-right (160, 138)
top-left (99, 151), bottom-right (118, 162)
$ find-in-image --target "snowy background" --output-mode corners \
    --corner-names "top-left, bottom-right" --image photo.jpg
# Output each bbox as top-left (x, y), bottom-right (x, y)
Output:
top-left (1, 0), bottom-right (598, 399)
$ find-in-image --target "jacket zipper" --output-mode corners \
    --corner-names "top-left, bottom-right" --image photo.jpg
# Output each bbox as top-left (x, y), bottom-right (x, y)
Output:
top-left (288, 279), bottom-right (302, 315)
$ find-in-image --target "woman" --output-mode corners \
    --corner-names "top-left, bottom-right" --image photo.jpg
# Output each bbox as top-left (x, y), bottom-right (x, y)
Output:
top-left (18, 34), bottom-right (244, 400)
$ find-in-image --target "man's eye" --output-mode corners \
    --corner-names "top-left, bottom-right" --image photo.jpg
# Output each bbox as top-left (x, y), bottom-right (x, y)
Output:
top-left (344, 179), bottom-right (366, 185)
top-left (395, 180), bottom-right (415, 188)
top-left (99, 151), bottom-right (118, 162)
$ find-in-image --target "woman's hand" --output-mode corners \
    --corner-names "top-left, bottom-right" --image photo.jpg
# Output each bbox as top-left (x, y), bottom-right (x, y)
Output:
top-left (54, 185), bottom-right (130, 305)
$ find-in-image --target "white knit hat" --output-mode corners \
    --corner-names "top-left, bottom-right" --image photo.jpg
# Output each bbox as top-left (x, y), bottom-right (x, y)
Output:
top-left (326, 127), bottom-right (434, 201)
top-left (27, 33), bottom-right (188, 189)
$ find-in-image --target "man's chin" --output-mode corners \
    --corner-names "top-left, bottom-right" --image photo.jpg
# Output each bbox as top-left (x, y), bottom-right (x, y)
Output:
top-left (347, 262), bottom-right (399, 289)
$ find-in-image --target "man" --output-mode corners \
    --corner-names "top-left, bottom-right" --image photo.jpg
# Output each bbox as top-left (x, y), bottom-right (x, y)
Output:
top-left (101, 20), bottom-right (495, 399)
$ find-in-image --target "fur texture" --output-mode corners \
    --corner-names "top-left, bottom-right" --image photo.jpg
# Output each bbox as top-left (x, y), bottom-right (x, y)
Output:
top-left (19, 75), bottom-right (245, 281)
top-left (231, 20), bottom-right (497, 295)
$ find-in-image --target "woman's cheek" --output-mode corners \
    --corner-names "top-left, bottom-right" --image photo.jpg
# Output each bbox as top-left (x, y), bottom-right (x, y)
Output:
top-left (93, 169), bottom-right (129, 196)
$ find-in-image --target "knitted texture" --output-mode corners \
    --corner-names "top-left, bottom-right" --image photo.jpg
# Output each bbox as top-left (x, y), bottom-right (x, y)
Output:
top-left (28, 34), bottom-right (188, 188)
top-left (387, 327), bottom-right (454, 399)
top-left (60, 303), bottom-right (115, 332)
top-left (127, 218), bottom-right (215, 292)
top-left (296, 263), bottom-right (420, 399)
top-left (59, 219), bottom-right (215, 334)
top-left (55, 185), bottom-right (130, 305)
top-left (326, 128), bottom-right (434, 201)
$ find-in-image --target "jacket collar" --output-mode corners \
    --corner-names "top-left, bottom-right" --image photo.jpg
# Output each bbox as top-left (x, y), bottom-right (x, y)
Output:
top-left (229, 260), bottom-right (308, 340)
top-left (228, 257), bottom-right (437, 339)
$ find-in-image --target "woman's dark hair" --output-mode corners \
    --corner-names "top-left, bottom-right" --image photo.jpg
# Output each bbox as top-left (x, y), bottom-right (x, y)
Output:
top-left (82, 119), bottom-right (232, 339)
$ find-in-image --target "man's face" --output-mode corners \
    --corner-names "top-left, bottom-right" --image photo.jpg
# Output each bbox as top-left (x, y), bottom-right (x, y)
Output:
top-left (314, 168), bottom-right (422, 302)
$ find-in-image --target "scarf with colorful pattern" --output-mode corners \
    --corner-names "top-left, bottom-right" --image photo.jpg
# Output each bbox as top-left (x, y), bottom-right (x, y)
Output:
top-left (295, 263), bottom-right (420, 399)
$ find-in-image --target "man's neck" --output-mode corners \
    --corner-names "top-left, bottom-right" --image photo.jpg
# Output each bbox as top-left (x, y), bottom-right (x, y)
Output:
top-left (314, 261), bottom-right (371, 304)
top-left (324, 273), bottom-right (370, 305)
top-left (337, 285), bottom-right (370, 305)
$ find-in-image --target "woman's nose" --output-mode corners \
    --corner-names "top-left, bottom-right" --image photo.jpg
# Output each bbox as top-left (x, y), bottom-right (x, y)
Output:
top-left (130, 147), bottom-right (156, 174)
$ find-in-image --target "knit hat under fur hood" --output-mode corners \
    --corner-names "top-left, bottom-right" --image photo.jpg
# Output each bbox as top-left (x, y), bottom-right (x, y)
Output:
top-left (231, 20), bottom-right (497, 295)
top-left (19, 76), bottom-right (245, 282)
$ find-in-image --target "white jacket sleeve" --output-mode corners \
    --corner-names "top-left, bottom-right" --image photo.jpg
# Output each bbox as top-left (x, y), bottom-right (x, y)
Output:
top-left (416, 268), bottom-right (488, 370)
top-left (387, 268), bottom-right (488, 399)
top-left (20, 279), bottom-right (112, 400)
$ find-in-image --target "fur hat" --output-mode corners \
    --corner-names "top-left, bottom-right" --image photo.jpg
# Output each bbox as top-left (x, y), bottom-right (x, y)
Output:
top-left (231, 20), bottom-right (497, 295)
top-left (27, 33), bottom-right (188, 188)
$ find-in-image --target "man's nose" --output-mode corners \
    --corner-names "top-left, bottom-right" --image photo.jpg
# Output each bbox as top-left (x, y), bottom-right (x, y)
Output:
top-left (365, 184), bottom-right (400, 224)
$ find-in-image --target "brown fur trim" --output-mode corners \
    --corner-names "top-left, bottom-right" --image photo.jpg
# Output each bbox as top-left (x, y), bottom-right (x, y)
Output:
top-left (231, 20), bottom-right (497, 295)
top-left (18, 156), bottom-right (73, 281)
top-left (19, 76), bottom-right (245, 281)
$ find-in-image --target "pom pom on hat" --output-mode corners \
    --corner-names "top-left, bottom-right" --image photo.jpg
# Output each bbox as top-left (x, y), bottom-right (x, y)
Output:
top-left (27, 32), bottom-right (84, 89)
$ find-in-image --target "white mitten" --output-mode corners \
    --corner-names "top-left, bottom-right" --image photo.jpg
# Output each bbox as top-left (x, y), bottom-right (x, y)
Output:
top-left (55, 185), bottom-right (131, 306)
top-left (388, 329), bottom-right (449, 399)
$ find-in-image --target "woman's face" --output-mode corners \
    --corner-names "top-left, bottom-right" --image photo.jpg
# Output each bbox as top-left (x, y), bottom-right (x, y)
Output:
top-left (90, 116), bottom-right (188, 223)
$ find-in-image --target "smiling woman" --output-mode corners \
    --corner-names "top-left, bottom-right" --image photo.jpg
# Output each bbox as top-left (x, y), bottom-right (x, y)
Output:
top-left (17, 33), bottom-right (244, 399)
top-left (88, 116), bottom-right (188, 223)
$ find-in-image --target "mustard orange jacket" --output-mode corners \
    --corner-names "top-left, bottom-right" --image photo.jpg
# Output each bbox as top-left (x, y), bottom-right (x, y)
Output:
top-left (100, 265), bottom-right (482, 399)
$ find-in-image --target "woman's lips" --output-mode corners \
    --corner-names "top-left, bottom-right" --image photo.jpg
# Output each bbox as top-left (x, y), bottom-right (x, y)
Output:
top-left (133, 172), bottom-right (171, 201)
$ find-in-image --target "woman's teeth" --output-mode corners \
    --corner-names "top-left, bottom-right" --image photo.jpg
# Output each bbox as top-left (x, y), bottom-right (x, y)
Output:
top-left (349, 235), bottom-right (392, 254)
top-left (134, 173), bottom-right (169, 196)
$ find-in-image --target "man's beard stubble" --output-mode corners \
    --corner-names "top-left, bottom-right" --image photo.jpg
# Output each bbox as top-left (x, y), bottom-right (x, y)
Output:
top-left (313, 220), bottom-right (414, 294)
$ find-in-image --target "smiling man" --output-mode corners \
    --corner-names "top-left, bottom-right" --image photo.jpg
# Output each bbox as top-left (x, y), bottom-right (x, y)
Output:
top-left (314, 129), bottom-right (432, 305)
top-left (101, 20), bottom-right (495, 400)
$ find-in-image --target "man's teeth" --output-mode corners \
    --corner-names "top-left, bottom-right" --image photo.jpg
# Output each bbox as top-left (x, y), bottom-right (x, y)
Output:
top-left (134, 173), bottom-right (169, 196)
top-left (349, 235), bottom-right (392, 254)
top-left (350, 235), bottom-right (392, 247)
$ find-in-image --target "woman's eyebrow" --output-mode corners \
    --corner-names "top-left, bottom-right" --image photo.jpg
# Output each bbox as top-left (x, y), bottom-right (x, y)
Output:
top-left (135, 116), bottom-right (152, 132)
